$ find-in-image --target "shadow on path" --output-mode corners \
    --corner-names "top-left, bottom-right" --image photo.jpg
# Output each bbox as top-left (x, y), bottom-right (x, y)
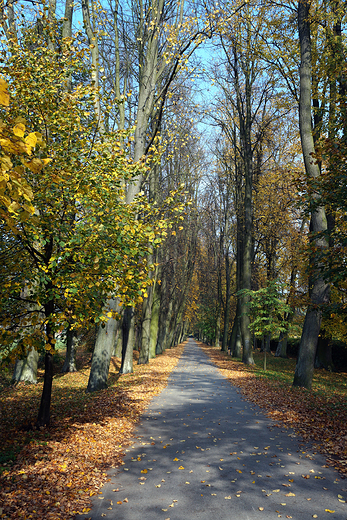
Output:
top-left (77, 339), bottom-right (346, 520)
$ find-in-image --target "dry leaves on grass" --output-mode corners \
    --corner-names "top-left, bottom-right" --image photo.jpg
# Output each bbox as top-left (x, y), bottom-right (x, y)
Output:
top-left (0, 342), bottom-right (186, 519)
top-left (200, 343), bottom-right (347, 476)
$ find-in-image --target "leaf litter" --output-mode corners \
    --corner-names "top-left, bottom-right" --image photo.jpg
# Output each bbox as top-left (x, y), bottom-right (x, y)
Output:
top-left (0, 342), bottom-right (185, 519)
top-left (201, 343), bottom-right (347, 477)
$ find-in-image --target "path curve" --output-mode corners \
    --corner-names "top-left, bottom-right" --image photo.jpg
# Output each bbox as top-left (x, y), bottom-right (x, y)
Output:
top-left (79, 339), bottom-right (346, 520)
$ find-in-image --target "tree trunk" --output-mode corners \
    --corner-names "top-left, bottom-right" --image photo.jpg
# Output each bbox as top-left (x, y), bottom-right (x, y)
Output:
top-left (221, 254), bottom-right (231, 352)
top-left (139, 254), bottom-right (154, 364)
top-left (37, 351), bottom-right (54, 427)
top-left (214, 309), bottom-right (221, 349)
top-left (12, 347), bottom-right (39, 384)
top-left (37, 309), bottom-right (55, 428)
top-left (119, 307), bottom-right (134, 374)
top-left (293, 0), bottom-right (330, 389)
top-left (315, 333), bottom-right (334, 371)
top-left (86, 299), bottom-right (119, 392)
top-left (275, 331), bottom-right (288, 358)
top-left (264, 333), bottom-right (271, 353)
top-left (61, 326), bottom-right (78, 373)
top-left (149, 277), bottom-right (161, 358)
top-left (114, 327), bottom-right (122, 357)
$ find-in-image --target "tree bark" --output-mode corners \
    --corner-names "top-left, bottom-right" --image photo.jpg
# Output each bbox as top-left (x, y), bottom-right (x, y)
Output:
top-left (61, 326), bottom-right (77, 373)
top-left (86, 299), bottom-right (119, 391)
top-left (12, 347), bottom-right (39, 384)
top-left (221, 254), bottom-right (231, 352)
top-left (315, 333), bottom-right (334, 371)
top-left (275, 331), bottom-right (288, 358)
top-left (149, 276), bottom-right (161, 358)
top-left (120, 307), bottom-right (134, 373)
top-left (37, 308), bottom-right (55, 427)
top-left (293, 0), bottom-right (330, 389)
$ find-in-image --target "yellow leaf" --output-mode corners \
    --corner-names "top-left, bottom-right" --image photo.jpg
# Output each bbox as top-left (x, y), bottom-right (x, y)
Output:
top-left (0, 78), bottom-right (10, 106)
top-left (141, 469), bottom-right (148, 474)
top-left (8, 201), bottom-right (21, 213)
top-left (178, 466), bottom-right (184, 470)
top-left (325, 510), bottom-right (335, 514)
top-left (23, 158), bottom-right (44, 173)
top-left (14, 116), bottom-right (26, 124)
top-left (1, 155), bottom-right (12, 171)
top-left (13, 123), bottom-right (25, 138)
top-left (25, 132), bottom-right (38, 149)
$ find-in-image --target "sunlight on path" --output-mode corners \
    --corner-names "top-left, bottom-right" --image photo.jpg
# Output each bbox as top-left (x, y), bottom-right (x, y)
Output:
top-left (79, 339), bottom-right (346, 520)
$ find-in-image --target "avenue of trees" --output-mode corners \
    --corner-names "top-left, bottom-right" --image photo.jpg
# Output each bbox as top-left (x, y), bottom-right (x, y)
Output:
top-left (0, 0), bottom-right (346, 425)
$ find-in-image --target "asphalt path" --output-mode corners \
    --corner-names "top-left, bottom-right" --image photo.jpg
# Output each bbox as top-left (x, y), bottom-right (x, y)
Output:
top-left (80, 339), bottom-right (347, 520)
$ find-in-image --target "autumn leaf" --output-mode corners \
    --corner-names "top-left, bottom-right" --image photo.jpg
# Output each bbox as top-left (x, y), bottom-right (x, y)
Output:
top-left (0, 77), bottom-right (10, 106)
top-left (13, 123), bottom-right (25, 138)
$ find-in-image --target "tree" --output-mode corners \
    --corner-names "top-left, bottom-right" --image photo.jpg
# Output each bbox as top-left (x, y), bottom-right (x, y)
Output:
top-left (293, 0), bottom-right (330, 389)
top-left (0, 21), bottom-right (183, 424)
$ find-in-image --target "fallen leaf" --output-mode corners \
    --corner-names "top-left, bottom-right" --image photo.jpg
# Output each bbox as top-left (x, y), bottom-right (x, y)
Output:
top-left (178, 466), bottom-right (184, 470)
top-left (141, 469), bottom-right (148, 474)
top-left (259, 507), bottom-right (264, 511)
top-left (325, 510), bottom-right (335, 513)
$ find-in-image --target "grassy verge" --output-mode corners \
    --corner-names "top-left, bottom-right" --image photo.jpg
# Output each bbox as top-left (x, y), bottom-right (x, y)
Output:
top-left (0, 342), bottom-right (186, 519)
top-left (200, 344), bottom-right (347, 476)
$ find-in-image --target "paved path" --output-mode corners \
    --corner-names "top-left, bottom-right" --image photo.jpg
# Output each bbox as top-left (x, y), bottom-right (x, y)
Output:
top-left (82, 339), bottom-right (347, 519)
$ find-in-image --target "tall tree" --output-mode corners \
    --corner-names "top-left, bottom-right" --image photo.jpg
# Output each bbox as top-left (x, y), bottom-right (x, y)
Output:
top-left (293, 0), bottom-right (330, 389)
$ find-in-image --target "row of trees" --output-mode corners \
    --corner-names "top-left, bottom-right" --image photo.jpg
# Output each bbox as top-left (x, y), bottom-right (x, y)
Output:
top-left (1, 0), bottom-right (346, 428)
top-left (0, 0), bottom-right (214, 425)
top-left (188, 0), bottom-right (347, 389)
